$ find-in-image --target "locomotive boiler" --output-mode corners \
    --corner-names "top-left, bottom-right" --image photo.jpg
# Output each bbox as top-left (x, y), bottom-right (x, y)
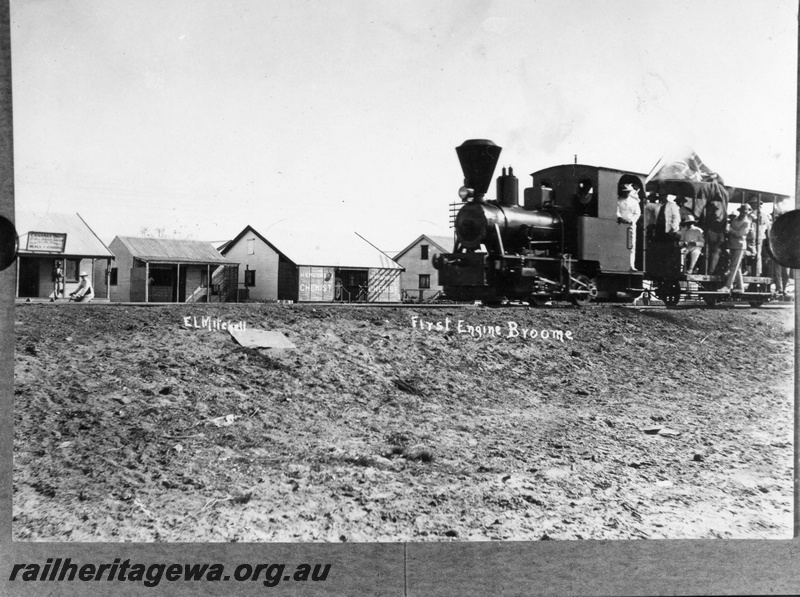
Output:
top-left (433, 139), bottom-right (646, 305)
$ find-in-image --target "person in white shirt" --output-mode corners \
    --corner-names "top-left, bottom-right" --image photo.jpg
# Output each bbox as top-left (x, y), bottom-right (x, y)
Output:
top-left (678, 215), bottom-right (705, 274)
top-left (746, 200), bottom-right (770, 276)
top-left (69, 272), bottom-right (94, 302)
top-left (719, 205), bottom-right (753, 294)
top-left (616, 183), bottom-right (642, 271)
top-left (643, 193), bottom-right (660, 231)
top-left (650, 195), bottom-right (681, 241)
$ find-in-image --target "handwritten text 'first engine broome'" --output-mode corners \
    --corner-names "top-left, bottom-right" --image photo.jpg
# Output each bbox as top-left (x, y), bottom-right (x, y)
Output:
top-left (410, 315), bottom-right (573, 341)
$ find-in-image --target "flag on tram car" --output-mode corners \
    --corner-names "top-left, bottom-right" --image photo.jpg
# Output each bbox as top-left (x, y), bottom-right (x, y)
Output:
top-left (645, 145), bottom-right (728, 220)
top-left (645, 146), bottom-right (724, 186)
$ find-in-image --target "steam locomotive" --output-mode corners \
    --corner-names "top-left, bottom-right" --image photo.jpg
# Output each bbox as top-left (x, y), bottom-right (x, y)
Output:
top-left (433, 139), bottom-right (779, 307)
top-left (433, 139), bottom-right (646, 305)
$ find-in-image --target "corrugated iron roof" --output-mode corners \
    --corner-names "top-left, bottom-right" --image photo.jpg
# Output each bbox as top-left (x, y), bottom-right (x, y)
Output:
top-left (394, 234), bottom-right (453, 260)
top-left (269, 228), bottom-right (401, 269)
top-left (227, 225), bottom-right (402, 270)
top-left (427, 235), bottom-right (454, 252)
top-left (115, 236), bottom-right (232, 264)
top-left (16, 212), bottom-right (114, 258)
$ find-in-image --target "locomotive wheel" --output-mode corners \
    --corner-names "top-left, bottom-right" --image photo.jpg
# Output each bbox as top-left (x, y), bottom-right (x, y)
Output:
top-left (703, 295), bottom-right (719, 307)
top-left (663, 282), bottom-right (681, 306)
top-left (568, 274), bottom-right (596, 307)
top-left (528, 296), bottom-right (549, 307)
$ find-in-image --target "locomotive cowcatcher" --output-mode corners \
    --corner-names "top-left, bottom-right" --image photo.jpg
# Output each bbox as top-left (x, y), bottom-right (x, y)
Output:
top-left (433, 139), bottom-right (646, 306)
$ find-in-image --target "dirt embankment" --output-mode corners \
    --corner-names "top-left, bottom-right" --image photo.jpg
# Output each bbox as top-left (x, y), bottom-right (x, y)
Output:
top-left (13, 302), bottom-right (794, 541)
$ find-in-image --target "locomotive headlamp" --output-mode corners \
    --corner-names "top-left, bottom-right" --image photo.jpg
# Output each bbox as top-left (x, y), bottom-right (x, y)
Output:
top-left (458, 186), bottom-right (474, 201)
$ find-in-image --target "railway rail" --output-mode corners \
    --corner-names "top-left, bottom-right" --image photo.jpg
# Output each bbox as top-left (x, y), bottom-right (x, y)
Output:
top-left (15, 298), bottom-right (794, 310)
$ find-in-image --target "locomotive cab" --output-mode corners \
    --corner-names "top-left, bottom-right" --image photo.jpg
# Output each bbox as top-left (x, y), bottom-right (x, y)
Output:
top-left (529, 165), bottom-right (647, 274)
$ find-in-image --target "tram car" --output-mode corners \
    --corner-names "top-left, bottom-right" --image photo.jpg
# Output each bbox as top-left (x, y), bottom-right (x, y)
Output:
top-left (433, 139), bottom-right (647, 305)
top-left (434, 139), bottom-right (782, 307)
top-left (644, 182), bottom-right (779, 307)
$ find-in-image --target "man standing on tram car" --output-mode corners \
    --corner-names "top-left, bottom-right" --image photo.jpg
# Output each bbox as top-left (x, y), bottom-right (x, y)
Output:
top-left (644, 192), bottom-right (660, 235)
top-left (616, 183), bottom-right (641, 271)
top-left (746, 199), bottom-right (770, 276)
top-left (770, 195), bottom-right (791, 296)
top-left (650, 194), bottom-right (681, 241)
top-left (701, 194), bottom-right (728, 275)
top-left (719, 205), bottom-right (753, 294)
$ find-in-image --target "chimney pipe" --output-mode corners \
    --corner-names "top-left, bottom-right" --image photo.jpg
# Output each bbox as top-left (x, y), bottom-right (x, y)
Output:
top-left (456, 139), bottom-right (502, 202)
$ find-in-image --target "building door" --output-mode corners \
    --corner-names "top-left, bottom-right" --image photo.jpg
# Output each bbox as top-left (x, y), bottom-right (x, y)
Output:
top-left (149, 266), bottom-right (173, 302)
top-left (18, 258), bottom-right (39, 297)
top-left (339, 269), bottom-right (368, 302)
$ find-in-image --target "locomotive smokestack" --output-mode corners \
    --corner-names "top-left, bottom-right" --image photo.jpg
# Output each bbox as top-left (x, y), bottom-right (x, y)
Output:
top-left (456, 139), bottom-right (502, 202)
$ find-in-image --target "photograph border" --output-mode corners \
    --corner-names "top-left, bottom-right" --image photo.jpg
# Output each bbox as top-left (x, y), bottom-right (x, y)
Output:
top-left (1, 3), bottom-right (799, 595)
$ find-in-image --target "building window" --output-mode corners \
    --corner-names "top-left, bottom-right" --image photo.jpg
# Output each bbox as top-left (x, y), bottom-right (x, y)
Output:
top-left (420, 244), bottom-right (429, 260)
top-left (419, 274), bottom-right (430, 289)
top-left (109, 267), bottom-right (118, 286)
top-left (575, 178), bottom-right (597, 217)
top-left (244, 269), bottom-right (256, 286)
top-left (64, 259), bottom-right (81, 282)
top-left (247, 238), bottom-right (255, 255)
top-left (201, 270), bottom-right (208, 287)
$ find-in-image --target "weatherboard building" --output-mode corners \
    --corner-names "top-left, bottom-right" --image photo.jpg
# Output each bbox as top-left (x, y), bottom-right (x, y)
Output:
top-left (393, 234), bottom-right (452, 302)
top-left (15, 212), bottom-right (114, 301)
top-left (221, 225), bottom-right (403, 302)
top-left (108, 236), bottom-right (239, 303)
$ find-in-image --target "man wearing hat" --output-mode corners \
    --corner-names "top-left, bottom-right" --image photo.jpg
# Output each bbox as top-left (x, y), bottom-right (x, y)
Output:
top-left (700, 190), bottom-right (728, 275)
top-left (675, 196), bottom-right (693, 223)
top-left (650, 194), bottom-right (681, 241)
top-left (678, 215), bottom-right (704, 274)
top-left (51, 260), bottom-right (64, 301)
top-left (616, 183), bottom-right (641, 270)
top-left (746, 198), bottom-right (770, 276)
top-left (69, 271), bottom-right (94, 302)
top-left (719, 205), bottom-right (753, 293)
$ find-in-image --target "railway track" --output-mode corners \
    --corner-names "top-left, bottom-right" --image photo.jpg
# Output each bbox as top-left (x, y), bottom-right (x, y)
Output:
top-left (16, 299), bottom-right (794, 310)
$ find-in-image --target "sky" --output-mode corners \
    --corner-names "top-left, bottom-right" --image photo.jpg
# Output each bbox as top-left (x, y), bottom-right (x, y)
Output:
top-left (9, 0), bottom-right (798, 252)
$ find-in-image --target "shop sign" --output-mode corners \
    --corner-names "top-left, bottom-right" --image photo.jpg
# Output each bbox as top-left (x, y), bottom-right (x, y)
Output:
top-left (298, 266), bottom-right (334, 301)
top-left (27, 232), bottom-right (67, 252)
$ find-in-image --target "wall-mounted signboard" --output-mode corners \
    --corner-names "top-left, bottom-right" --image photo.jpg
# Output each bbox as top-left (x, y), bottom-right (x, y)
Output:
top-left (26, 232), bottom-right (67, 252)
top-left (298, 266), bottom-right (334, 301)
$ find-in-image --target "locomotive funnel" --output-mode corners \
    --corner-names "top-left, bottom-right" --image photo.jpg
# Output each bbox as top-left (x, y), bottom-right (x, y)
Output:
top-left (456, 139), bottom-right (502, 200)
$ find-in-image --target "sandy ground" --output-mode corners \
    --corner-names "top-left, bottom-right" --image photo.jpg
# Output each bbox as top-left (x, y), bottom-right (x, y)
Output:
top-left (13, 301), bottom-right (794, 542)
